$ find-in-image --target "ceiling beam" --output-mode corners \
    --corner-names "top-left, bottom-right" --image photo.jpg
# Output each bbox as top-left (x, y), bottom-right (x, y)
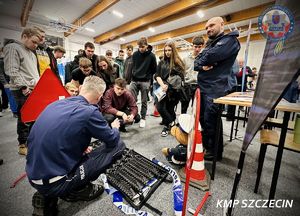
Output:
top-left (121, 1), bottom-right (274, 49)
top-left (64, 0), bottom-right (120, 37)
top-left (152, 23), bottom-right (259, 51)
top-left (94, 0), bottom-right (212, 44)
top-left (97, 0), bottom-right (231, 44)
top-left (154, 33), bottom-right (264, 56)
top-left (21, 0), bottom-right (34, 27)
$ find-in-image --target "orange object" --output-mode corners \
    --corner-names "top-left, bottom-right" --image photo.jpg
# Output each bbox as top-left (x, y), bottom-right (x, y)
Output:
top-left (181, 88), bottom-right (211, 216)
top-left (21, 69), bottom-right (70, 123)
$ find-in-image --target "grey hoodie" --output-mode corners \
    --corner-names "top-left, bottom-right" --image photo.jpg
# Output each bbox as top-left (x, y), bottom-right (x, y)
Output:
top-left (4, 41), bottom-right (39, 90)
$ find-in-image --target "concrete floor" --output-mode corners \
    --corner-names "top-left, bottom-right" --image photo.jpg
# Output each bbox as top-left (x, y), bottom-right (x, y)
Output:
top-left (0, 102), bottom-right (299, 216)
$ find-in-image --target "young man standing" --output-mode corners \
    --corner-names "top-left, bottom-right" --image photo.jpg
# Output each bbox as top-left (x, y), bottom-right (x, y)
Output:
top-left (101, 78), bottom-right (140, 132)
top-left (129, 37), bottom-right (157, 128)
top-left (33, 26), bottom-right (50, 76)
top-left (105, 49), bottom-right (120, 78)
top-left (72, 42), bottom-right (98, 72)
top-left (124, 44), bottom-right (134, 84)
top-left (181, 36), bottom-right (205, 113)
top-left (48, 46), bottom-right (66, 82)
top-left (115, 50), bottom-right (125, 79)
top-left (4, 27), bottom-right (41, 155)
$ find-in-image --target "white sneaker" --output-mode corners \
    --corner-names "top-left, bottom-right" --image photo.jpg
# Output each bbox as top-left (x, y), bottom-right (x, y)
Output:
top-left (0, 112), bottom-right (3, 117)
top-left (139, 119), bottom-right (146, 128)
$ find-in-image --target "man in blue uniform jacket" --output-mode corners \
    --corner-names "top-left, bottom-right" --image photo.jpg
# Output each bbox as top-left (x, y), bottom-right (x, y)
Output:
top-left (26, 75), bottom-right (125, 215)
top-left (194, 17), bottom-right (240, 160)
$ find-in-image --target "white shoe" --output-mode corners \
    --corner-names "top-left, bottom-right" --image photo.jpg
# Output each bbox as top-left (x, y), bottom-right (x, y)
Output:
top-left (139, 119), bottom-right (146, 128)
top-left (0, 112), bottom-right (3, 117)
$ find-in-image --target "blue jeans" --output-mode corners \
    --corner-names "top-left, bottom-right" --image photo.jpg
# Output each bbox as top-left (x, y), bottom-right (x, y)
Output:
top-left (5, 88), bottom-right (17, 113)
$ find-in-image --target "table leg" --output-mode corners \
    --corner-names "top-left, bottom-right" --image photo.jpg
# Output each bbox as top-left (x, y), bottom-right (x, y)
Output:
top-left (235, 107), bottom-right (241, 138)
top-left (229, 106), bottom-right (236, 142)
top-left (268, 111), bottom-right (290, 200)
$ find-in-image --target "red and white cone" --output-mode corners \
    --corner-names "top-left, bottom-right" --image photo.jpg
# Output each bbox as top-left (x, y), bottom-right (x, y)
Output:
top-left (178, 88), bottom-right (210, 191)
top-left (179, 129), bottom-right (210, 191)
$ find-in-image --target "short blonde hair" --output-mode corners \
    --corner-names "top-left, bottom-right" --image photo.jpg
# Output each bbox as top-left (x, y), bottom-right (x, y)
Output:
top-left (81, 75), bottom-right (106, 96)
top-left (79, 57), bottom-right (92, 67)
top-left (65, 82), bottom-right (78, 91)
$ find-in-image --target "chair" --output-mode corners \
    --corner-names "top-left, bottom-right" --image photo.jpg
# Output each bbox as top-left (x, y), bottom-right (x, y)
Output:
top-left (254, 129), bottom-right (300, 193)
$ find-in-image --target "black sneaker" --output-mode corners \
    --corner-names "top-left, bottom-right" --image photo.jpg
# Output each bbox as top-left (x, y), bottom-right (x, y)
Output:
top-left (32, 191), bottom-right (58, 216)
top-left (161, 127), bottom-right (169, 137)
top-left (119, 126), bottom-right (127, 133)
top-left (61, 183), bottom-right (104, 202)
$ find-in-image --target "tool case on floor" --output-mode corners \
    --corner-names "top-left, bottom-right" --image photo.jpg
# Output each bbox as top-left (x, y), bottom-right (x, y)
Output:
top-left (105, 148), bottom-right (169, 210)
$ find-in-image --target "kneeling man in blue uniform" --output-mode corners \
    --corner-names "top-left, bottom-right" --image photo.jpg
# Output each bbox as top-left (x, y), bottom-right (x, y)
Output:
top-left (26, 75), bottom-right (125, 215)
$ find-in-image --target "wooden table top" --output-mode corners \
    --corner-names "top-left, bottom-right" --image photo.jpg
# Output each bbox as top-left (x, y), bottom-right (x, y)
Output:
top-left (214, 92), bottom-right (300, 113)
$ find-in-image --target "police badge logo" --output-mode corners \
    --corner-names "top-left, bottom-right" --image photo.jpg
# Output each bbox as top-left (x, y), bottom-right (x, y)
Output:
top-left (258, 5), bottom-right (294, 41)
top-left (258, 5), bottom-right (294, 55)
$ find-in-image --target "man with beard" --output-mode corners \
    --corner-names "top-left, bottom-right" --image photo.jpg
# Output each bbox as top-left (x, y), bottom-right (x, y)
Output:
top-left (194, 17), bottom-right (240, 160)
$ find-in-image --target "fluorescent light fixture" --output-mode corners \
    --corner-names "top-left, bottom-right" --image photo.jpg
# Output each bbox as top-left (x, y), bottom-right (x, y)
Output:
top-left (85, 27), bottom-right (95, 32)
top-left (119, 37), bottom-right (125, 42)
top-left (148, 27), bottom-right (155, 33)
top-left (197, 11), bottom-right (204, 18)
top-left (112, 10), bottom-right (124, 18)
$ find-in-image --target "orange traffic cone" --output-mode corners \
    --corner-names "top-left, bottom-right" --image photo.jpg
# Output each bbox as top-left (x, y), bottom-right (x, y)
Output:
top-left (153, 105), bottom-right (160, 117)
top-left (178, 128), bottom-right (210, 191)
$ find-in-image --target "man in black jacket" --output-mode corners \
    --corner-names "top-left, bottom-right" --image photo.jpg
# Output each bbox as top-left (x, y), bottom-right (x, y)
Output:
top-left (124, 44), bottom-right (134, 84)
top-left (194, 17), bottom-right (240, 160)
top-left (72, 42), bottom-right (98, 72)
top-left (129, 37), bottom-right (157, 128)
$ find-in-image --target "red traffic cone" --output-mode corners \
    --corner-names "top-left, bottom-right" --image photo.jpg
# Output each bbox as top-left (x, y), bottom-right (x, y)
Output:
top-left (179, 129), bottom-right (210, 191)
top-left (178, 88), bottom-right (210, 191)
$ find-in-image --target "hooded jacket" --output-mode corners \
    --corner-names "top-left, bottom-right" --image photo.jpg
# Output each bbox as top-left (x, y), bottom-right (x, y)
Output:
top-left (131, 45), bottom-right (157, 82)
top-left (72, 52), bottom-right (98, 72)
top-left (194, 30), bottom-right (240, 98)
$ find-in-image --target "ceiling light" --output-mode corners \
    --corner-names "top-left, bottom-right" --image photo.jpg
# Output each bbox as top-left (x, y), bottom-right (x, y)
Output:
top-left (148, 27), bottom-right (155, 33)
top-left (112, 10), bottom-right (124, 18)
top-left (119, 37), bottom-right (125, 42)
top-left (85, 27), bottom-right (95, 32)
top-left (197, 11), bottom-right (204, 18)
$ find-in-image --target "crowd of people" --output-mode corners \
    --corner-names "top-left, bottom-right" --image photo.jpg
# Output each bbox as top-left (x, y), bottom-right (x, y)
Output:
top-left (3, 16), bottom-right (299, 216)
